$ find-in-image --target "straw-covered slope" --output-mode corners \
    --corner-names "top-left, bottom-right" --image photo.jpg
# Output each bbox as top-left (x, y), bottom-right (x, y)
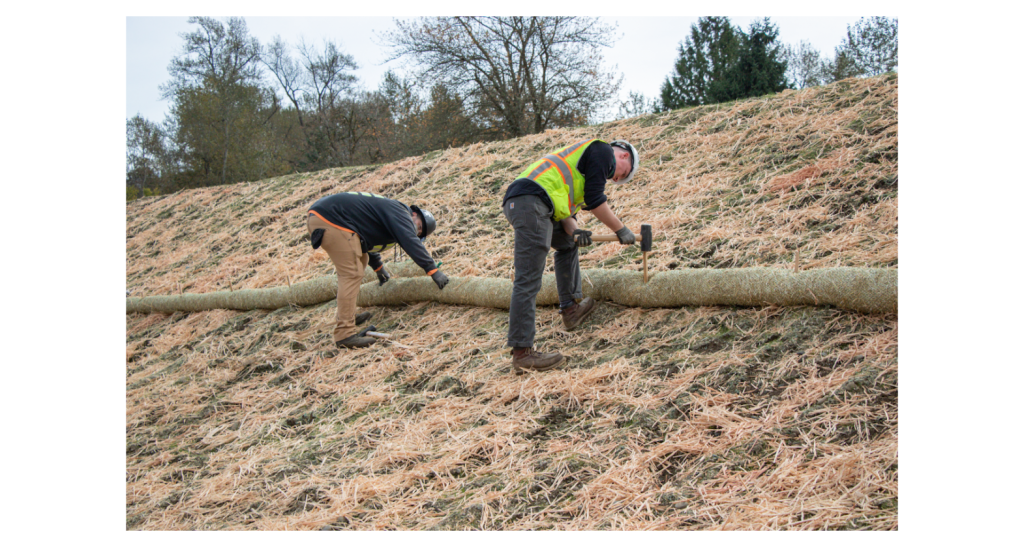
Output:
top-left (126, 74), bottom-right (897, 530)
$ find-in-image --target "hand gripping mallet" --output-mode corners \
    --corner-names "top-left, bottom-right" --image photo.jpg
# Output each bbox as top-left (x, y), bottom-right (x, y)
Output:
top-left (585, 224), bottom-right (653, 283)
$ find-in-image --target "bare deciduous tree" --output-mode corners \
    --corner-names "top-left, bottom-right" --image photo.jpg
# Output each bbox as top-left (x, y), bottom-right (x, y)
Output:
top-left (264, 37), bottom-right (364, 169)
top-left (615, 91), bottom-right (658, 120)
top-left (382, 16), bottom-right (622, 139)
top-left (840, 17), bottom-right (898, 77)
top-left (784, 40), bottom-right (826, 89)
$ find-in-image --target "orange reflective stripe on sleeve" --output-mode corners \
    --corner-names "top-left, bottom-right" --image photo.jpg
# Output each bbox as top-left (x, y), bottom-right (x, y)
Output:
top-left (426, 269), bottom-right (438, 276)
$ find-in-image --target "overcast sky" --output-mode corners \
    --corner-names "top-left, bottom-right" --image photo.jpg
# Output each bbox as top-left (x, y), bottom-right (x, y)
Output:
top-left (127, 15), bottom-right (867, 123)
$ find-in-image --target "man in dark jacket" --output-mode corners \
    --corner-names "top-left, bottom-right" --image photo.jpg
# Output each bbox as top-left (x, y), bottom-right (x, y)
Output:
top-left (307, 191), bottom-right (448, 348)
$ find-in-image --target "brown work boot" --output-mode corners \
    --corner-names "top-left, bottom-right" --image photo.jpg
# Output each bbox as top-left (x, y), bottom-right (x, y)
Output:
top-left (511, 347), bottom-right (565, 374)
top-left (336, 332), bottom-right (377, 349)
top-left (559, 297), bottom-right (597, 331)
top-left (355, 311), bottom-right (372, 325)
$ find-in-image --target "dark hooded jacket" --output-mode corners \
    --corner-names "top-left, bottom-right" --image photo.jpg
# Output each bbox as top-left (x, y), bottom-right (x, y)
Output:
top-left (308, 192), bottom-right (437, 274)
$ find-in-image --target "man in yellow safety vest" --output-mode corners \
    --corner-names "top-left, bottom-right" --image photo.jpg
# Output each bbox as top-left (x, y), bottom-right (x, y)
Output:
top-left (501, 139), bottom-right (639, 373)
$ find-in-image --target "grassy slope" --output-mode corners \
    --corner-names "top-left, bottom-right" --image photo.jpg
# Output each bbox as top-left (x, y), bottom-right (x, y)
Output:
top-left (126, 74), bottom-right (898, 530)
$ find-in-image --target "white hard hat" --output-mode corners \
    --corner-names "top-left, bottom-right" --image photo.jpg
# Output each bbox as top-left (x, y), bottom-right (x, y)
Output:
top-left (609, 140), bottom-right (639, 185)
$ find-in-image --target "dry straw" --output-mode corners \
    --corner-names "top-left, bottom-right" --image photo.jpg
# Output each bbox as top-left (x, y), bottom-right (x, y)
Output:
top-left (128, 76), bottom-right (897, 298)
top-left (127, 75), bottom-right (898, 530)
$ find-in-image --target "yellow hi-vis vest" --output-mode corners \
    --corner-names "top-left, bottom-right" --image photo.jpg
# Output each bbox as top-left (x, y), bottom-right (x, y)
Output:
top-left (516, 139), bottom-right (603, 222)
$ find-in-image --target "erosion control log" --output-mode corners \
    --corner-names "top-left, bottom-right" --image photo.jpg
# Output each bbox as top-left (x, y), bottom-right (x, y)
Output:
top-left (127, 267), bottom-right (896, 315)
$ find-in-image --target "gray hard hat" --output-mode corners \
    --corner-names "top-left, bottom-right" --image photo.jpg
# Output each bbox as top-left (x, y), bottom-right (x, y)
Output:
top-left (410, 205), bottom-right (436, 240)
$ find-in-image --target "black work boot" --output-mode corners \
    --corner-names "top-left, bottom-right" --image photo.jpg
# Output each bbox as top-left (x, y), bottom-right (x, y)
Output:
top-left (511, 347), bottom-right (565, 374)
top-left (559, 297), bottom-right (596, 331)
top-left (355, 311), bottom-right (373, 326)
top-left (336, 332), bottom-right (377, 349)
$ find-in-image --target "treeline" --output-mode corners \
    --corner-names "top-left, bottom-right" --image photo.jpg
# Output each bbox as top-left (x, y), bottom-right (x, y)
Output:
top-left (127, 16), bottom-right (897, 201)
top-left (617, 16), bottom-right (897, 115)
top-left (657, 16), bottom-right (897, 111)
top-left (127, 17), bottom-right (490, 200)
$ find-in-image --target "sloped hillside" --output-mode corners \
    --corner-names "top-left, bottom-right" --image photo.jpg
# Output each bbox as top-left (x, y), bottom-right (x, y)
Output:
top-left (126, 74), bottom-right (898, 530)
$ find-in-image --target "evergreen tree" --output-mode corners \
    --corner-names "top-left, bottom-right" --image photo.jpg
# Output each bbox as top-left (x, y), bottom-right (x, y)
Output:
top-left (660, 17), bottom-right (787, 109)
top-left (660, 17), bottom-right (741, 109)
top-left (711, 18), bottom-right (789, 103)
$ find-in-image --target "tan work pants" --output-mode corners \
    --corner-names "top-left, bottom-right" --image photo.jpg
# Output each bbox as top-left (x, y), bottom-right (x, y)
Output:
top-left (307, 214), bottom-right (369, 342)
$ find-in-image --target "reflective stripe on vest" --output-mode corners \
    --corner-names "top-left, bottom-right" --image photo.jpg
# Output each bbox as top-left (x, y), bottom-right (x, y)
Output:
top-left (347, 191), bottom-right (384, 199)
top-left (516, 140), bottom-right (602, 222)
top-left (527, 153), bottom-right (576, 212)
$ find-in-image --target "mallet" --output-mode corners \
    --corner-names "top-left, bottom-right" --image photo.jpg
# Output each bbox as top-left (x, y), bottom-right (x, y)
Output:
top-left (586, 224), bottom-right (654, 283)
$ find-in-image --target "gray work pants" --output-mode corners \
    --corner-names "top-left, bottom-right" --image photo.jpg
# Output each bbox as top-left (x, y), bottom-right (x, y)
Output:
top-left (502, 194), bottom-right (583, 348)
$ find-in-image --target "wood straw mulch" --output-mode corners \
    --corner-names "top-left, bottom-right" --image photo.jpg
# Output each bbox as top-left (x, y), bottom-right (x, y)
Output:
top-left (127, 303), bottom-right (896, 530)
top-left (127, 75), bottom-right (897, 297)
top-left (126, 75), bottom-right (898, 530)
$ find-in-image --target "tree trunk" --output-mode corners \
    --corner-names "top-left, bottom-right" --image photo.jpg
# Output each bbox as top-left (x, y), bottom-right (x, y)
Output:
top-left (221, 117), bottom-right (231, 185)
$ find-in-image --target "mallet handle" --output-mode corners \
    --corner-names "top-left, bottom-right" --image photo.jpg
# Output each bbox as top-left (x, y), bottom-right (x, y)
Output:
top-left (590, 234), bottom-right (646, 243)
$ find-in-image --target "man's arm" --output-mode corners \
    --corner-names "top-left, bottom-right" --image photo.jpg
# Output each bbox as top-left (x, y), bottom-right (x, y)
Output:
top-left (564, 203), bottom-right (625, 240)
top-left (587, 202), bottom-right (624, 232)
top-left (367, 252), bottom-right (392, 285)
top-left (386, 204), bottom-right (438, 274)
top-left (368, 252), bottom-right (384, 272)
top-left (559, 216), bottom-right (577, 236)
top-left (576, 142), bottom-right (622, 234)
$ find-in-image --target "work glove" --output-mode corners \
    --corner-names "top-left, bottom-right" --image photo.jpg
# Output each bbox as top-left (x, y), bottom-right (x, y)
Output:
top-left (376, 266), bottom-right (391, 286)
top-left (616, 226), bottom-right (636, 245)
top-left (431, 271), bottom-right (449, 290)
top-left (573, 229), bottom-right (593, 247)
